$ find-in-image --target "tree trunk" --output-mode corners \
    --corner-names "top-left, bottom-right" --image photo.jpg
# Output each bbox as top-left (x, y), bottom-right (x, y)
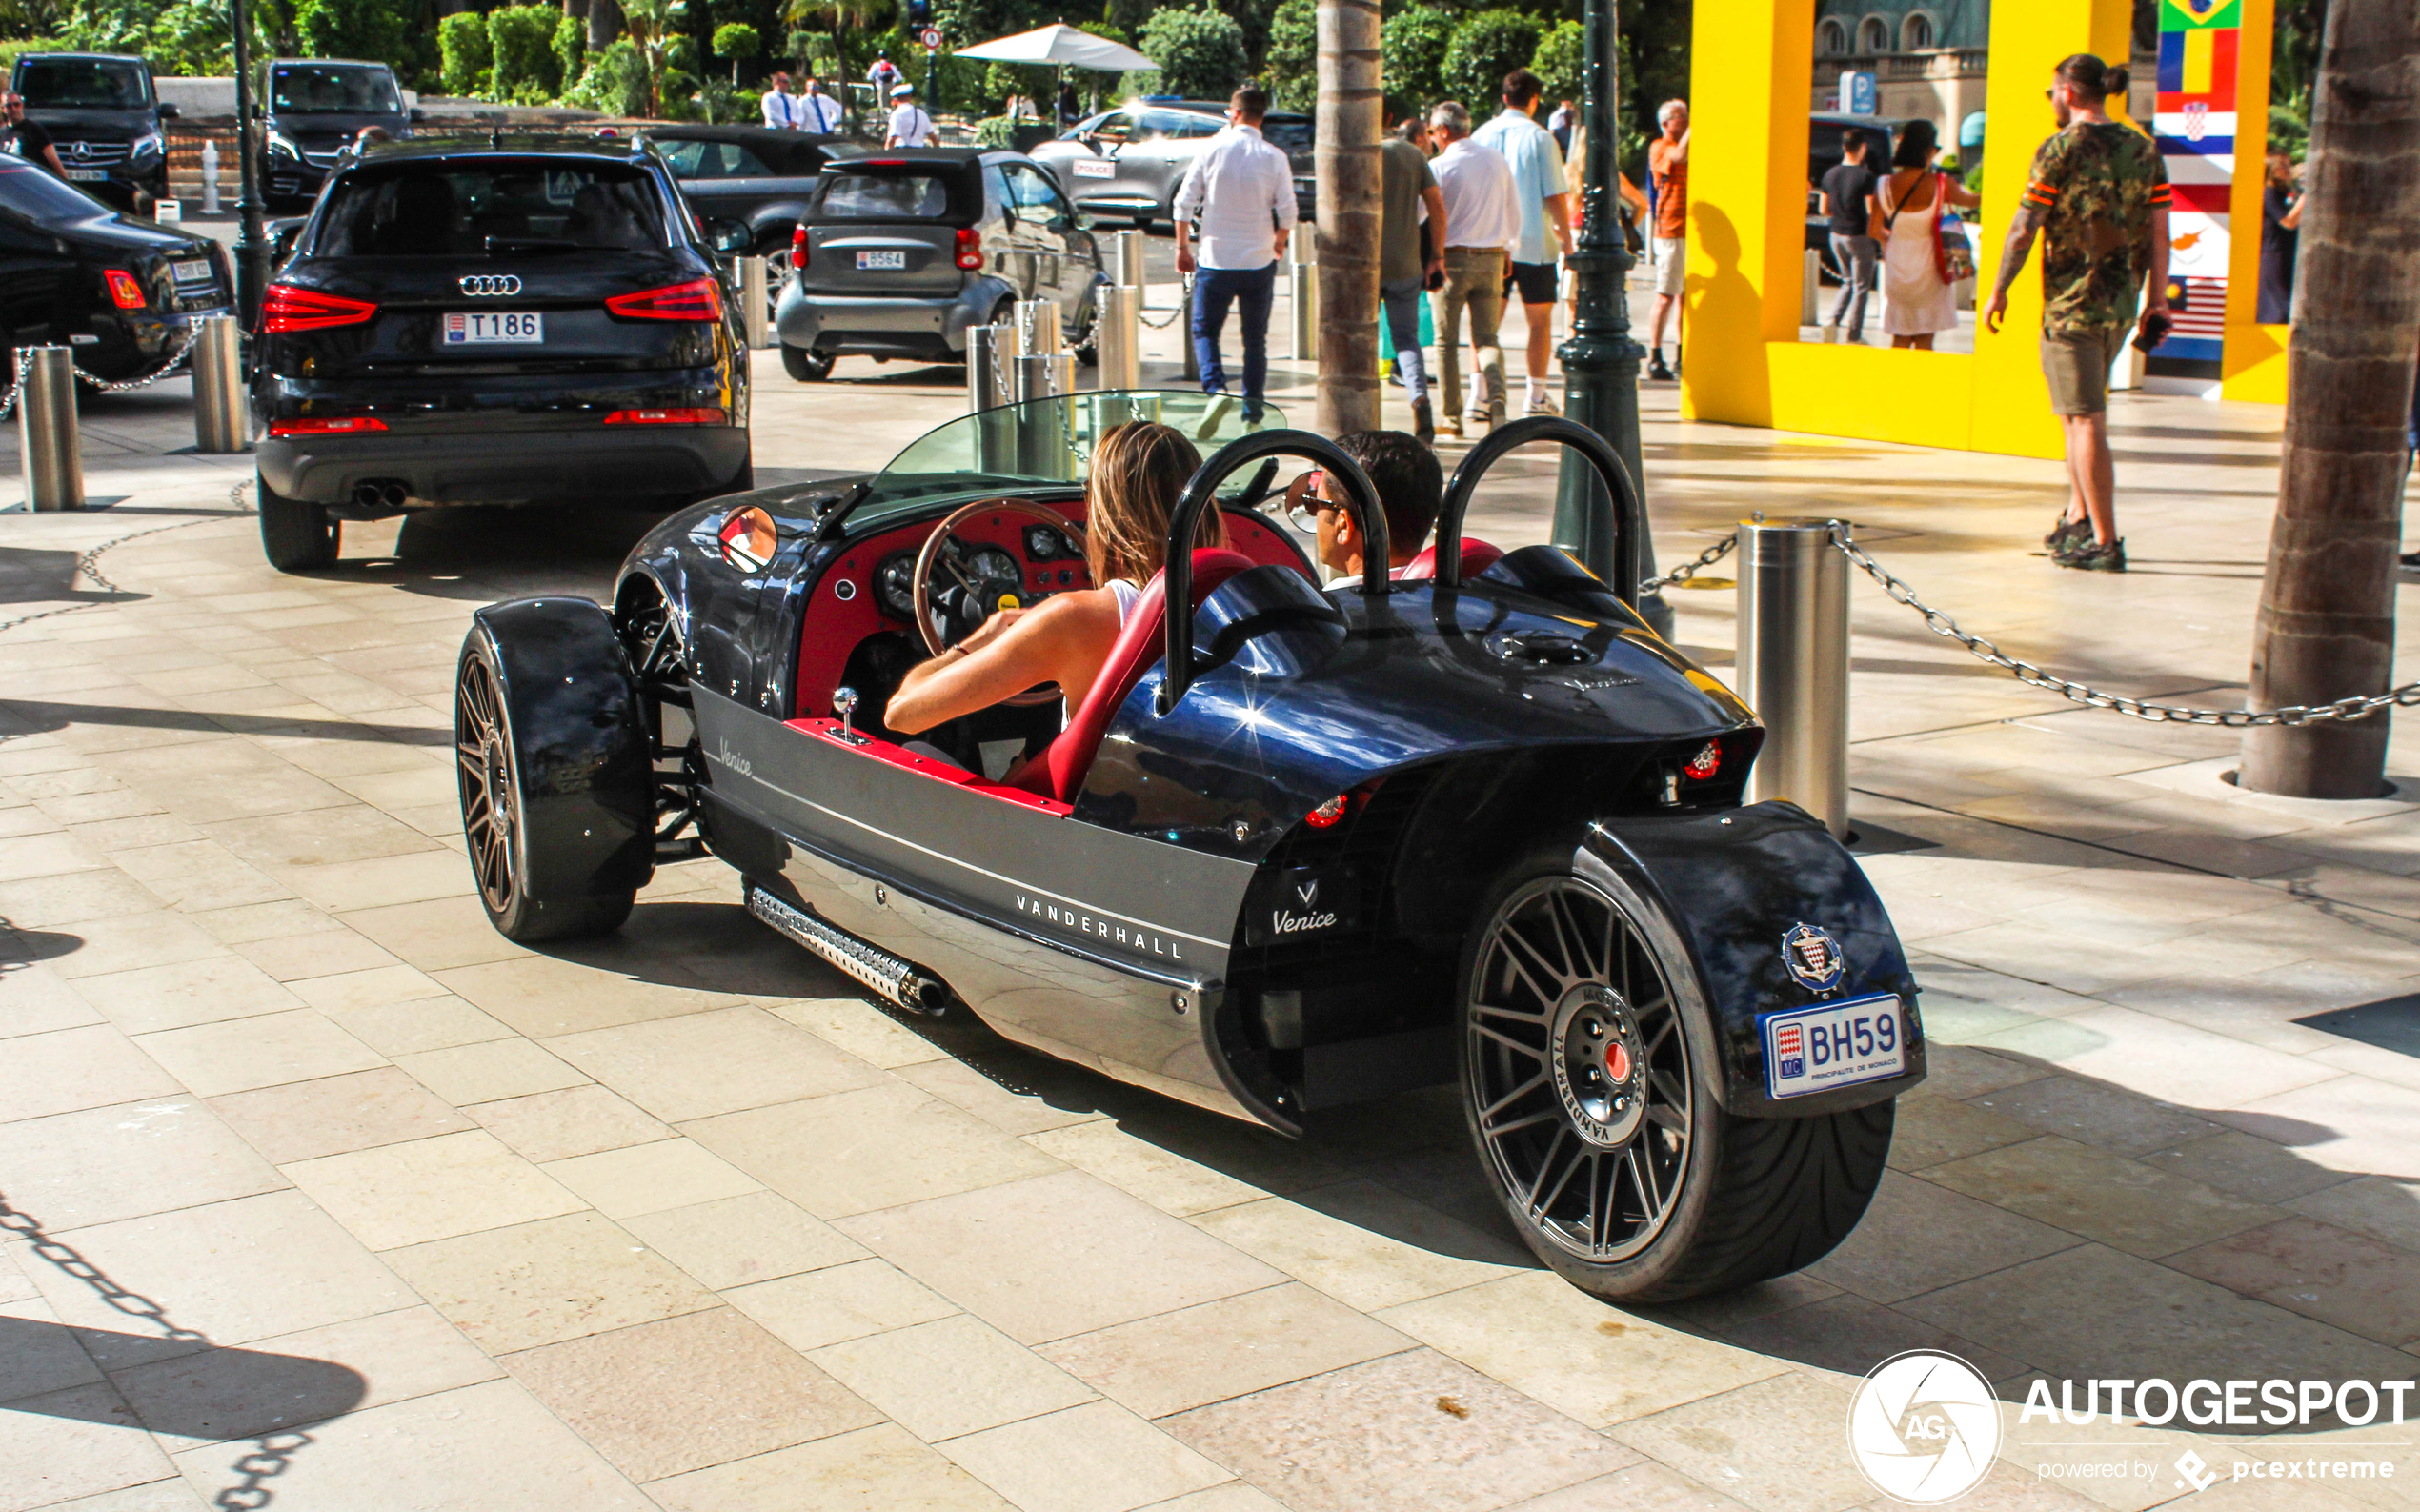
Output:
top-left (1313, 0), bottom-right (1382, 437)
top-left (589, 0), bottom-right (622, 51)
top-left (564, 0), bottom-right (588, 21)
top-left (2239, 0), bottom-right (2420, 797)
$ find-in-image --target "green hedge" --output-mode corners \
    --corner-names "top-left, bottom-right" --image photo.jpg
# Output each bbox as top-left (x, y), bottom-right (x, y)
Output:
top-left (437, 10), bottom-right (492, 96)
top-left (490, 5), bottom-right (560, 100)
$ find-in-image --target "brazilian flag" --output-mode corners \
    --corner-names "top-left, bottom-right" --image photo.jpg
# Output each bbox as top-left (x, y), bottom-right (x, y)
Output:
top-left (2162, 0), bottom-right (2240, 30)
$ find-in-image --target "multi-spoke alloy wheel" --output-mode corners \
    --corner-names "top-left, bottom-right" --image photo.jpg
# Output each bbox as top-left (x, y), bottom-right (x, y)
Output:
top-left (1466, 877), bottom-right (1692, 1264)
top-left (455, 654), bottom-right (519, 917)
top-left (1460, 845), bottom-right (1901, 1303)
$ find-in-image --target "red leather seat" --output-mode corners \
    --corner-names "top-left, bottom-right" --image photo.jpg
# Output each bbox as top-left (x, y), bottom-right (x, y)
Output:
top-left (1009, 547), bottom-right (1259, 804)
top-left (1395, 538), bottom-right (1504, 581)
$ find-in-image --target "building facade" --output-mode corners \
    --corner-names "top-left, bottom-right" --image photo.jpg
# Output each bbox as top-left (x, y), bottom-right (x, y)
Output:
top-left (1810, 1), bottom-right (1989, 136)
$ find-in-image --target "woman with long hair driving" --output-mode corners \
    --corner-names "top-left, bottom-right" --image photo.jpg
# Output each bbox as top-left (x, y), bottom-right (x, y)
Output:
top-left (884, 421), bottom-right (1227, 736)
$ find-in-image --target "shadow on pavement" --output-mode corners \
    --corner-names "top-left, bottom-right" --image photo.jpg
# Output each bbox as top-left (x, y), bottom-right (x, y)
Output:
top-left (0, 546), bottom-right (144, 608)
top-left (0, 698), bottom-right (446, 747)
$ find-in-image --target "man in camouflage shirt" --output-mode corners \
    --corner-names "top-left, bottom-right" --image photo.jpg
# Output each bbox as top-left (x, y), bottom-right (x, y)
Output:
top-left (1985, 53), bottom-right (2172, 573)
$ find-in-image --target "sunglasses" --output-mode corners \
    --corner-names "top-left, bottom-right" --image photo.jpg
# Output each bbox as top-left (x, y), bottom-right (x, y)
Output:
top-left (1284, 470), bottom-right (1330, 533)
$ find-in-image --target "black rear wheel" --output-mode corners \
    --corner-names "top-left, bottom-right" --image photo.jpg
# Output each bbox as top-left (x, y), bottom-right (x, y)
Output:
top-left (1461, 846), bottom-right (1892, 1303)
top-left (257, 472), bottom-right (338, 573)
top-left (780, 344), bottom-right (835, 381)
top-left (455, 636), bottom-right (635, 941)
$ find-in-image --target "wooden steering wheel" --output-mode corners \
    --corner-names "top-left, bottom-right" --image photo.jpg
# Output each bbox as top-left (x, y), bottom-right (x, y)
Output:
top-left (911, 497), bottom-right (1090, 708)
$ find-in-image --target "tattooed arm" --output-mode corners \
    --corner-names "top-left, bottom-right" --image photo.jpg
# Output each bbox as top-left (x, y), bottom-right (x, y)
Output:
top-left (1982, 203), bottom-right (2044, 335)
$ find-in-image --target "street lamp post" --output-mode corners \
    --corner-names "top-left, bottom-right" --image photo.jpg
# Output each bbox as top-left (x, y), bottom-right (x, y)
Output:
top-left (230, 0), bottom-right (271, 327)
top-left (1554, 0), bottom-right (1670, 635)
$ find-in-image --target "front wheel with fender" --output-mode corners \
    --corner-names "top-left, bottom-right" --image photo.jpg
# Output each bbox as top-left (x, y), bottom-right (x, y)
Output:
top-left (1459, 844), bottom-right (1893, 1304)
top-left (257, 471), bottom-right (338, 573)
top-left (454, 609), bottom-right (655, 941)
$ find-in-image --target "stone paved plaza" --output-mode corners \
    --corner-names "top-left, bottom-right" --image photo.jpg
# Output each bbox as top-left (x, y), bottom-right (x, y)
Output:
top-left (0, 309), bottom-right (2415, 1512)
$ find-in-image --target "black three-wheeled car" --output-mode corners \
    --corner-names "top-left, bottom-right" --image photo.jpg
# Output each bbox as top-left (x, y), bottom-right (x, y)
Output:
top-left (454, 393), bottom-right (1924, 1303)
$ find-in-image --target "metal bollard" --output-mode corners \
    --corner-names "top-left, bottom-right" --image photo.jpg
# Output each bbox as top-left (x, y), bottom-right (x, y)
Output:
top-left (1111, 228), bottom-right (1145, 290)
top-left (1012, 354), bottom-right (1076, 480)
top-left (1014, 298), bottom-right (1061, 356)
top-left (192, 313), bottom-right (247, 454)
top-left (1290, 262), bottom-right (1318, 362)
top-left (1012, 351), bottom-right (1075, 404)
top-left (1803, 249), bottom-right (1823, 329)
top-left (18, 346), bottom-right (81, 512)
top-left (1180, 273), bottom-right (1200, 382)
top-left (966, 321), bottom-right (1013, 412)
top-left (1097, 284), bottom-right (1140, 390)
top-left (737, 256), bottom-right (771, 350)
top-left (1736, 518), bottom-right (1850, 838)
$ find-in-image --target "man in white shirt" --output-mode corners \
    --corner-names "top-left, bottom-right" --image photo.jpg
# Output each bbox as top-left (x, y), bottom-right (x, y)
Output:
top-left (797, 78), bottom-right (842, 133)
top-left (1172, 86), bottom-right (1298, 423)
top-left (885, 83), bottom-right (933, 147)
top-left (868, 53), bottom-right (903, 96)
top-left (1425, 100), bottom-right (1518, 436)
top-left (760, 71), bottom-right (797, 130)
top-left (1473, 69), bottom-right (1574, 416)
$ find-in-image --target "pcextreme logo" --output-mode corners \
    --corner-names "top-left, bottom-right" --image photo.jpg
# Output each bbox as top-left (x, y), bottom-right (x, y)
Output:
top-left (1846, 1351), bottom-right (2001, 1503)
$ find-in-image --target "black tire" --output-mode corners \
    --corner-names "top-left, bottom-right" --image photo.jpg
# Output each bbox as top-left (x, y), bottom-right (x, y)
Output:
top-left (257, 472), bottom-right (338, 573)
top-left (1458, 837), bottom-right (1893, 1304)
top-left (780, 344), bottom-right (835, 381)
top-left (454, 614), bottom-right (649, 942)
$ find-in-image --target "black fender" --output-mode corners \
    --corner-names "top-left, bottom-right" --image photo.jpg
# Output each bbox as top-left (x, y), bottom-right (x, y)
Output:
top-left (467, 595), bottom-right (656, 900)
top-left (1583, 801), bottom-right (1924, 1119)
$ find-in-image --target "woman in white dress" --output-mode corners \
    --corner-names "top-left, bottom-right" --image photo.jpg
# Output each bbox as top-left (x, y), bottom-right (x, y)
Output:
top-left (1868, 119), bottom-right (1980, 351)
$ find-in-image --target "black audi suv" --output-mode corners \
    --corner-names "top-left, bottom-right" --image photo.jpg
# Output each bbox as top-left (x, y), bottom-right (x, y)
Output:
top-left (0, 158), bottom-right (231, 380)
top-left (251, 139), bottom-right (755, 572)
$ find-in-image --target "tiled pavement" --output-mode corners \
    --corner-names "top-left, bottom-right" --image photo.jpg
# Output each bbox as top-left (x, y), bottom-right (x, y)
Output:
top-left (1, 318), bottom-right (2416, 1512)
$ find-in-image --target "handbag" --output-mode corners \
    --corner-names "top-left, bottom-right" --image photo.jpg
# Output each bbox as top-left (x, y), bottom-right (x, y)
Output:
top-left (1935, 189), bottom-right (1975, 286)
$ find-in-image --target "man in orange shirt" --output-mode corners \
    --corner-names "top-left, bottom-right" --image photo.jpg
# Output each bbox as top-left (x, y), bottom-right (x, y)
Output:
top-left (1645, 98), bottom-right (1688, 380)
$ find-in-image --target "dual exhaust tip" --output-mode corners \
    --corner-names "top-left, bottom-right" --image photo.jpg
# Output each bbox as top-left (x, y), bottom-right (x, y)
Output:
top-left (351, 478), bottom-right (409, 509)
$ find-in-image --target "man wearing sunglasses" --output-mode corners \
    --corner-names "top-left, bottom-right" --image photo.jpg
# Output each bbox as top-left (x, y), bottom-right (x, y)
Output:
top-left (1281, 431), bottom-right (1444, 591)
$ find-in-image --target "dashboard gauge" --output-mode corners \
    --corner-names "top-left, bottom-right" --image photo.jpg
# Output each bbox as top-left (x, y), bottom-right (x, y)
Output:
top-left (967, 547), bottom-right (1022, 602)
top-left (876, 553), bottom-right (918, 618)
top-left (1024, 525), bottom-right (1064, 561)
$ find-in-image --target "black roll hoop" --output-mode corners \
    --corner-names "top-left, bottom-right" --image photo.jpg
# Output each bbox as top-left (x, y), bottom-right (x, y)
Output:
top-left (1158, 429), bottom-right (1387, 714)
top-left (1434, 415), bottom-right (1644, 602)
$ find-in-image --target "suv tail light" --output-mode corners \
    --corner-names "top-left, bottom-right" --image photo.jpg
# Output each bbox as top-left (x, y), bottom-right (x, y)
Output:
top-left (606, 278), bottom-right (723, 321)
top-left (791, 223), bottom-right (808, 271)
top-left (103, 270), bottom-right (145, 309)
top-left (260, 283), bottom-right (377, 332)
top-left (267, 415), bottom-right (388, 437)
top-left (955, 226), bottom-right (982, 271)
top-left (603, 407), bottom-right (727, 425)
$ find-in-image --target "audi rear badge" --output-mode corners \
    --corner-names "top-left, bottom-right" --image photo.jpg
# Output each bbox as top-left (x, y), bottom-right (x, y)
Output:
top-left (458, 274), bottom-right (522, 296)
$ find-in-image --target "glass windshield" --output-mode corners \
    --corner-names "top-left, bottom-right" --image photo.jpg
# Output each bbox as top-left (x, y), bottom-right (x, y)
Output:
top-left (17, 60), bottom-right (151, 109)
top-left (818, 171), bottom-right (949, 218)
top-left (0, 161), bottom-right (111, 222)
top-left (270, 64), bottom-right (402, 115)
top-left (856, 391), bottom-right (1283, 532)
top-left (316, 162), bottom-right (667, 255)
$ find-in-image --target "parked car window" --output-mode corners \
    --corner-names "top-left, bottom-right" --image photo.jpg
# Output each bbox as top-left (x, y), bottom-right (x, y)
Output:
top-left (1261, 118), bottom-right (1313, 155)
top-left (0, 160), bottom-right (107, 223)
top-left (270, 64), bottom-right (402, 115)
top-left (1078, 111), bottom-right (1134, 145)
top-left (317, 164), bottom-right (667, 255)
top-left (16, 59), bottom-right (151, 108)
top-left (818, 171), bottom-right (949, 219)
top-left (1000, 163), bottom-right (1067, 228)
top-left (981, 161), bottom-right (1013, 213)
top-left (1139, 111), bottom-right (1202, 140)
top-left (661, 139), bottom-right (774, 180)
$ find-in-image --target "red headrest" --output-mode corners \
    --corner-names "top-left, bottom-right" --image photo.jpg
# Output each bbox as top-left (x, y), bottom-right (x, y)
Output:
top-left (1395, 538), bottom-right (1504, 581)
top-left (1015, 547), bottom-right (1258, 803)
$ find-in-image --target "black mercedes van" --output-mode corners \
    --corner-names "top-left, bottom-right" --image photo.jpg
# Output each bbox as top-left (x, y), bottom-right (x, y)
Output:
top-left (8, 52), bottom-right (175, 213)
top-left (258, 59), bottom-right (416, 209)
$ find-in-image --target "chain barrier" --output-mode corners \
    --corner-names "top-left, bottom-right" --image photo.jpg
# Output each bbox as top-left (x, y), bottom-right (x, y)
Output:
top-left (0, 348), bottom-right (28, 420)
top-left (0, 1178), bottom-right (308, 1509)
top-left (1136, 272), bottom-right (1192, 331)
top-left (0, 342), bottom-right (195, 415)
top-left (1644, 524), bottom-right (2419, 727)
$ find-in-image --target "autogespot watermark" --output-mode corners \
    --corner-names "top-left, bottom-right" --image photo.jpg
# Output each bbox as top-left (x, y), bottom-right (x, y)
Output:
top-left (1846, 1353), bottom-right (2414, 1503)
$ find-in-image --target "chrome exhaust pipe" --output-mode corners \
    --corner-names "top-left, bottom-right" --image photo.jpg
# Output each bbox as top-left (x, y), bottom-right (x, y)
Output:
top-left (351, 481), bottom-right (384, 508)
top-left (744, 881), bottom-right (949, 1014)
top-left (380, 481), bottom-right (407, 509)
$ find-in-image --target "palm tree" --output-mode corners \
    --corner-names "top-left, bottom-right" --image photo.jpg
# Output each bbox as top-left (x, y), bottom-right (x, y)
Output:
top-left (2239, 0), bottom-right (2420, 797)
top-left (789, 0), bottom-right (892, 130)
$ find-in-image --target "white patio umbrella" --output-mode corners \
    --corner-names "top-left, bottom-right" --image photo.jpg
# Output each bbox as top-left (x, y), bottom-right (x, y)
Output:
top-left (949, 24), bottom-right (1154, 73)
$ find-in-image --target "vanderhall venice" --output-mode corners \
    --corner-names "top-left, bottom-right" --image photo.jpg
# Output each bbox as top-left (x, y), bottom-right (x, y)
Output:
top-left (452, 393), bottom-right (1926, 1303)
